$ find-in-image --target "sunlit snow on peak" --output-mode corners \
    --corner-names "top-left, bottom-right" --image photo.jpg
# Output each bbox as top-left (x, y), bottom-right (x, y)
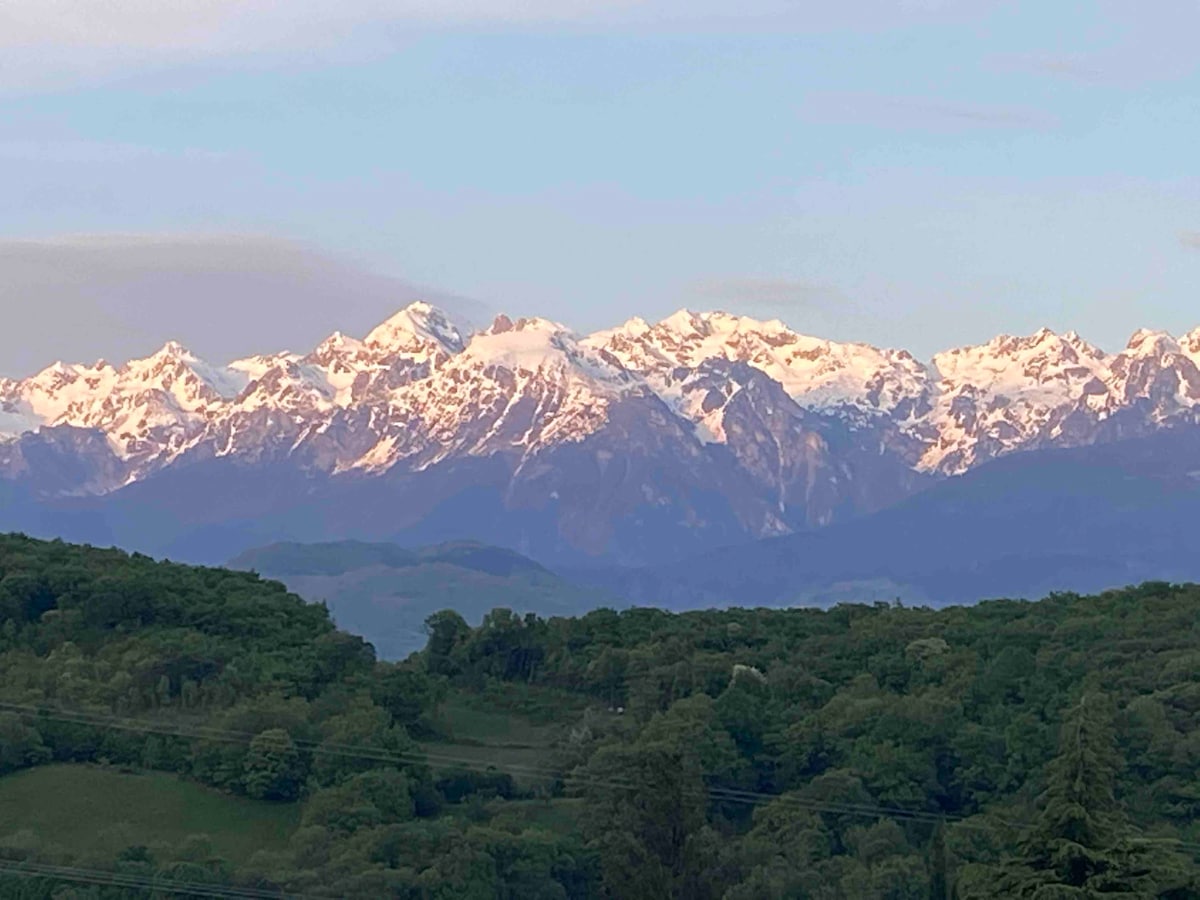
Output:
top-left (364, 301), bottom-right (466, 354)
top-left (8, 308), bottom-right (1200, 490)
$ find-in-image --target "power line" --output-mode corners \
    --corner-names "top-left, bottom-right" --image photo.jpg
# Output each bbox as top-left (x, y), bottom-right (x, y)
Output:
top-left (0, 857), bottom-right (327, 899)
top-left (3, 700), bottom-right (1200, 858)
top-left (0, 699), bottom-right (968, 824)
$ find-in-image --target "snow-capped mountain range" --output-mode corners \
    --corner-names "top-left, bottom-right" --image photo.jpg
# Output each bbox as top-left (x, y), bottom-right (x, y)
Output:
top-left (4, 302), bottom-right (1200, 564)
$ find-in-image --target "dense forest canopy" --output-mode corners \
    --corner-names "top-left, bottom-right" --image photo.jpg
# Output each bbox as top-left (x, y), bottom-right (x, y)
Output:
top-left (0, 533), bottom-right (1197, 897)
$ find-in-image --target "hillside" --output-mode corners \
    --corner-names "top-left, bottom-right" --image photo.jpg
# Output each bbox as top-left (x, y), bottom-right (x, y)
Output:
top-left (2, 533), bottom-right (1199, 897)
top-left (589, 428), bottom-right (1200, 609)
top-left (419, 584), bottom-right (1200, 897)
top-left (0, 533), bottom-right (597, 897)
top-left (229, 539), bottom-right (616, 659)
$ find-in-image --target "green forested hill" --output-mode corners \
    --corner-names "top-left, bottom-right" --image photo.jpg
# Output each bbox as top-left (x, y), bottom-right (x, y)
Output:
top-left (0, 534), bottom-right (1198, 897)
top-left (0, 534), bottom-right (591, 897)
top-left (423, 587), bottom-right (1200, 897)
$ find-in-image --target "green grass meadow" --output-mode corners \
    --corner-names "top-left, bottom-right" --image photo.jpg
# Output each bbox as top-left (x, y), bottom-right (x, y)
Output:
top-left (0, 689), bottom-right (589, 872)
top-left (0, 764), bottom-right (300, 864)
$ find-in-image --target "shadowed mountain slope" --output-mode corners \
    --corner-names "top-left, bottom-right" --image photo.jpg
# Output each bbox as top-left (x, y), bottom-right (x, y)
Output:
top-left (587, 428), bottom-right (1200, 608)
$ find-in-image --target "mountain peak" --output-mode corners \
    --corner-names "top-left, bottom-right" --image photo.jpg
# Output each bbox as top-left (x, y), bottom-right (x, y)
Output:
top-left (658, 308), bottom-right (737, 336)
top-left (467, 316), bottom-right (581, 369)
top-left (440, 316), bottom-right (640, 399)
top-left (1180, 327), bottom-right (1200, 356)
top-left (12, 308), bottom-right (1200, 505)
top-left (657, 308), bottom-right (794, 339)
top-left (660, 308), bottom-right (706, 334)
top-left (147, 340), bottom-right (195, 362)
top-left (41, 360), bottom-right (76, 377)
top-left (364, 302), bottom-right (465, 354)
top-left (486, 314), bottom-right (564, 336)
top-left (615, 316), bottom-right (651, 335)
top-left (313, 330), bottom-right (364, 355)
top-left (580, 317), bottom-right (650, 350)
top-left (985, 327), bottom-right (1064, 352)
top-left (1124, 328), bottom-right (1178, 356)
top-left (586, 307), bottom-right (930, 425)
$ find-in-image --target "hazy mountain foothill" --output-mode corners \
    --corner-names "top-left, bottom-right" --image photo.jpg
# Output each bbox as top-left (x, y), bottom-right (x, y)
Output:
top-left (229, 540), bottom-right (617, 660)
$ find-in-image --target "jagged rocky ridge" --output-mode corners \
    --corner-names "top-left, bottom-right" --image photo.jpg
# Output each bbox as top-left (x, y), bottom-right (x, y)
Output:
top-left (3, 303), bottom-right (1200, 564)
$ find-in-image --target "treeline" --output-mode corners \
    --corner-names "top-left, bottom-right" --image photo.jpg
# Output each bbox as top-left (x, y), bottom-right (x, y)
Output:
top-left (1, 534), bottom-right (1199, 896)
top-left (424, 588), bottom-right (1200, 897)
top-left (0, 535), bottom-right (593, 897)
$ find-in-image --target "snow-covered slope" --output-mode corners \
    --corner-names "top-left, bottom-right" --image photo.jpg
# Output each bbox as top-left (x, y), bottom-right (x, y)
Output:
top-left (918, 328), bottom-right (1111, 473)
top-left (1106, 329), bottom-right (1200, 414)
top-left (0, 342), bottom-right (245, 479)
top-left (585, 309), bottom-right (930, 427)
top-left (8, 303), bottom-right (1200, 482)
top-left (6, 301), bottom-right (1200, 560)
top-left (347, 314), bottom-right (639, 473)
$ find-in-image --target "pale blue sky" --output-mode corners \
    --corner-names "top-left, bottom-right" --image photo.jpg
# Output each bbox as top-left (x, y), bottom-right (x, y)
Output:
top-left (1, 0), bottom-right (1198, 372)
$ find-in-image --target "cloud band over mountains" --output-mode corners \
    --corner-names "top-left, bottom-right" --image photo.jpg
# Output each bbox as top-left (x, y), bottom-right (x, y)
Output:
top-left (0, 234), bottom-right (489, 376)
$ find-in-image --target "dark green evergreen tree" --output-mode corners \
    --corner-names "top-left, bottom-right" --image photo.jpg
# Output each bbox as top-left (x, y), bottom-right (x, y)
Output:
top-left (984, 694), bottom-right (1194, 898)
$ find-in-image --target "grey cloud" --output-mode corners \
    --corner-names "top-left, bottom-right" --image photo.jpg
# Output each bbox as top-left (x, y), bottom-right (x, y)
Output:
top-left (0, 234), bottom-right (491, 377)
top-left (1181, 232), bottom-right (1200, 251)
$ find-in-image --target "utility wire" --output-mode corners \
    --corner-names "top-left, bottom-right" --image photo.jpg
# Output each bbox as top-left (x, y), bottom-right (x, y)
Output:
top-left (0, 699), bottom-right (976, 825)
top-left (0, 857), bottom-right (328, 899)
top-left (3, 700), bottom-right (1200, 857)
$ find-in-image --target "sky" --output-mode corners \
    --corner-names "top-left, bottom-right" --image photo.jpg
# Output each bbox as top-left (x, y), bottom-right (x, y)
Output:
top-left (1, 0), bottom-right (1199, 375)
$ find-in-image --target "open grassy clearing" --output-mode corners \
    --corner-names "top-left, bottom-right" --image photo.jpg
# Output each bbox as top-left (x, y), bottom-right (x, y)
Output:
top-left (0, 764), bottom-right (299, 864)
top-left (423, 740), bottom-right (555, 784)
top-left (434, 693), bottom-right (566, 747)
top-left (418, 689), bottom-right (585, 790)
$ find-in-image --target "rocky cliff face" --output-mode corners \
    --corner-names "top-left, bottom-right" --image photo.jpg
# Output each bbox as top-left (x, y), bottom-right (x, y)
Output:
top-left (5, 302), bottom-right (1200, 563)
